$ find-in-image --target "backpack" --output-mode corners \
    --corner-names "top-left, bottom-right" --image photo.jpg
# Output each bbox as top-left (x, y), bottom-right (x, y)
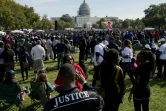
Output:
top-left (99, 44), bottom-right (110, 60)
top-left (97, 65), bottom-right (121, 99)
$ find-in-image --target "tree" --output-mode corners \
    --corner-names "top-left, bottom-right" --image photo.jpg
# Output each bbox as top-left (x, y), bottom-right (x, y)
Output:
top-left (0, 0), bottom-right (41, 30)
top-left (113, 19), bottom-right (123, 29)
top-left (41, 14), bottom-right (53, 29)
top-left (143, 3), bottom-right (166, 29)
top-left (60, 14), bottom-right (73, 23)
top-left (122, 19), bottom-right (131, 29)
top-left (56, 14), bottom-right (74, 29)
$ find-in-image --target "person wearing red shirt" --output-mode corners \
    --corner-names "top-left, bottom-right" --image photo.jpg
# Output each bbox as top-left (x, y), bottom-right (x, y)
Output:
top-left (154, 31), bottom-right (159, 43)
top-left (55, 54), bottom-right (86, 92)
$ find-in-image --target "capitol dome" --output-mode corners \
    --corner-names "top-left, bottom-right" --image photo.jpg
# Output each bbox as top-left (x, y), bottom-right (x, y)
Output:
top-left (78, 0), bottom-right (90, 16)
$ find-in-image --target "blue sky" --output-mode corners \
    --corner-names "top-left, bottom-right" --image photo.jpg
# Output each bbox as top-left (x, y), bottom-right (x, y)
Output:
top-left (15, 0), bottom-right (165, 20)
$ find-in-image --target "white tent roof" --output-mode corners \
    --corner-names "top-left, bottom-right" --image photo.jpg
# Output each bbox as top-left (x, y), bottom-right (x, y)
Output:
top-left (0, 31), bottom-right (6, 35)
top-left (11, 30), bottom-right (24, 34)
top-left (36, 30), bottom-right (45, 32)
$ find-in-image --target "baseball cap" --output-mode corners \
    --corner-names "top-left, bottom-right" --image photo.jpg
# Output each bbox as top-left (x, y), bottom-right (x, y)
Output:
top-left (6, 70), bottom-right (16, 76)
top-left (160, 38), bottom-right (165, 42)
top-left (145, 44), bottom-right (151, 49)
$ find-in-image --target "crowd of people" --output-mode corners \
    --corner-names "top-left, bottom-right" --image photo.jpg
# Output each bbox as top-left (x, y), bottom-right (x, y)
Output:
top-left (0, 30), bottom-right (165, 111)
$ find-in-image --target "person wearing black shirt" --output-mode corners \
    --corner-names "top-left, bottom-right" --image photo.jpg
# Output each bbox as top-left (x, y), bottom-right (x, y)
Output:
top-left (90, 37), bottom-right (96, 63)
top-left (44, 63), bottom-right (104, 111)
top-left (0, 43), bottom-right (15, 71)
top-left (18, 46), bottom-right (29, 81)
top-left (128, 51), bottom-right (155, 111)
top-left (100, 49), bottom-right (125, 111)
top-left (55, 41), bottom-right (67, 69)
top-left (79, 37), bottom-right (87, 62)
top-left (107, 37), bottom-right (120, 52)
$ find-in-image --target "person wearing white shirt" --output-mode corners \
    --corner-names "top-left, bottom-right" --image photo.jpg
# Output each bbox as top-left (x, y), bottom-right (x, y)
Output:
top-left (102, 38), bottom-right (109, 46)
top-left (157, 38), bottom-right (166, 79)
top-left (122, 39), bottom-right (134, 85)
top-left (31, 40), bottom-right (45, 80)
top-left (93, 38), bottom-right (105, 86)
top-left (53, 37), bottom-right (60, 60)
top-left (46, 37), bottom-right (54, 60)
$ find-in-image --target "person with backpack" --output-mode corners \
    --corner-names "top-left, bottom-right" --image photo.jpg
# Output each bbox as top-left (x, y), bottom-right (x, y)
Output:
top-left (100, 49), bottom-right (126, 111)
top-left (92, 38), bottom-right (105, 86)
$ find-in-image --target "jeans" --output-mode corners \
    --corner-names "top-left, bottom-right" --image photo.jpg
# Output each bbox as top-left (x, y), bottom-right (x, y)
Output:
top-left (157, 59), bottom-right (166, 78)
top-left (0, 64), bottom-right (5, 83)
top-left (134, 99), bottom-right (149, 111)
top-left (57, 52), bottom-right (64, 69)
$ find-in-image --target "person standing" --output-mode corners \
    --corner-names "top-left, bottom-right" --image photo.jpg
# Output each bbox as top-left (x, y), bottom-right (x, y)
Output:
top-left (79, 36), bottom-right (87, 62)
top-left (31, 40), bottom-right (45, 80)
top-left (107, 37), bottom-right (120, 52)
top-left (0, 41), bottom-right (5, 82)
top-left (100, 49), bottom-right (126, 111)
top-left (18, 46), bottom-right (29, 81)
top-left (23, 38), bottom-right (33, 69)
top-left (93, 38), bottom-right (105, 86)
top-left (55, 40), bottom-right (67, 69)
top-left (128, 51), bottom-right (155, 111)
top-left (53, 37), bottom-right (60, 61)
top-left (157, 38), bottom-right (166, 79)
top-left (46, 37), bottom-right (54, 60)
top-left (0, 43), bottom-right (15, 71)
top-left (121, 40), bottom-right (134, 85)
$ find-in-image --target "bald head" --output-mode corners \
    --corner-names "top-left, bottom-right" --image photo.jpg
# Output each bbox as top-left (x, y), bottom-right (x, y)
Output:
top-left (59, 63), bottom-right (76, 84)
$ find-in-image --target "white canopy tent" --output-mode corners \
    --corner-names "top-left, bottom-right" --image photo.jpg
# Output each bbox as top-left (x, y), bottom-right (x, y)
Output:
top-left (0, 31), bottom-right (6, 35)
top-left (36, 30), bottom-right (45, 33)
top-left (11, 30), bottom-right (24, 34)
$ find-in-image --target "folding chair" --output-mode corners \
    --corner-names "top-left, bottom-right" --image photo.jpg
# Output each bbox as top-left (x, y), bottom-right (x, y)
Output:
top-left (0, 83), bottom-right (24, 111)
top-left (29, 82), bottom-right (50, 111)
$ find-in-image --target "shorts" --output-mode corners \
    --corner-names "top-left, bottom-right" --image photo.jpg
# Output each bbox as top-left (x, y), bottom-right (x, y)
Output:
top-left (33, 59), bottom-right (44, 71)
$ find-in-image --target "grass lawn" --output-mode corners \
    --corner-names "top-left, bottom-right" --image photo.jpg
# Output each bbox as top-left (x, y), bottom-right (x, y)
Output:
top-left (1, 53), bottom-right (166, 111)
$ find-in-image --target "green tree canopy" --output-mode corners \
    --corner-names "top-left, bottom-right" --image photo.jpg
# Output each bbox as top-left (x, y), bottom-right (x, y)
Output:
top-left (0, 0), bottom-right (41, 30)
top-left (143, 3), bottom-right (166, 29)
top-left (57, 14), bottom-right (74, 30)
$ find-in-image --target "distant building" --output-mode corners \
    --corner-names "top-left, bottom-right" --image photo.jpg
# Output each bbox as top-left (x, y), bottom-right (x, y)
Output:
top-left (51, 0), bottom-right (119, 28)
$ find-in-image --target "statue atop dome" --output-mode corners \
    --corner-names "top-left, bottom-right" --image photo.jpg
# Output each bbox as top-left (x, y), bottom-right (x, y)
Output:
top-left (78, 0), bottom-right (90, 16)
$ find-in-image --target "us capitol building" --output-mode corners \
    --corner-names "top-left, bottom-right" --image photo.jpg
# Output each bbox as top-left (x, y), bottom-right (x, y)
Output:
top-left (51, 0), bottom-right (119, 28)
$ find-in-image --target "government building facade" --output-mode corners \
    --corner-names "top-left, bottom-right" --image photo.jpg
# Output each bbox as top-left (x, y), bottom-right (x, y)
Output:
top-left (51, 0), bottom-right (119, 28)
